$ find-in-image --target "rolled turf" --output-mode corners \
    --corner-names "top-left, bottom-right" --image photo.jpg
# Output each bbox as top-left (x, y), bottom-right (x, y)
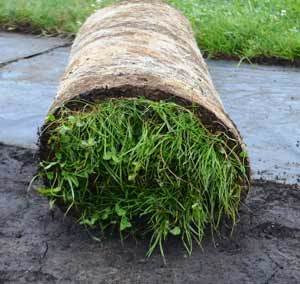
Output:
top-left (38, 0), bottom-right (250, 258)
top-left (39, 98), bottom-right (248, 256)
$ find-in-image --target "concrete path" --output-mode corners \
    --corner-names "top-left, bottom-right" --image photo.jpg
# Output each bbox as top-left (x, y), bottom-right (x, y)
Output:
top-left (0, 32), bottom-right (70, 65)
top-left (0, 32), bottom-right (299, 184)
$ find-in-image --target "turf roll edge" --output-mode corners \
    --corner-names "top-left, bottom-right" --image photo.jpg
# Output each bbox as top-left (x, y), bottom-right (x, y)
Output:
top-left (39, 0), bottom-right (250, 257)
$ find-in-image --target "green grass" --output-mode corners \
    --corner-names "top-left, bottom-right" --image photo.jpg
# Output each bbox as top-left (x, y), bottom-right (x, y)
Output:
top-left (39, 98), bottom-right (248, 260)
top-left (0, 0), bottom-right (299, 61)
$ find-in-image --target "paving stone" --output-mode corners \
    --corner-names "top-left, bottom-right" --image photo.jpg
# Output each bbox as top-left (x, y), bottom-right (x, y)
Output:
top-left (0, 32), bottom-right (69, 64)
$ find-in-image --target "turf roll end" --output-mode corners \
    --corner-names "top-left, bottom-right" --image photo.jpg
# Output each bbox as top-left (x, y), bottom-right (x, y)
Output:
top-left (38, 0), bottom-right (250, 258)
top-left (39, 98), bottom-right (248, 256)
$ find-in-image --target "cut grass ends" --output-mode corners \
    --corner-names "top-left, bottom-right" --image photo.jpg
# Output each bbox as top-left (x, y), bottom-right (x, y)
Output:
top-left (38, 98), bottom-right (249, 260)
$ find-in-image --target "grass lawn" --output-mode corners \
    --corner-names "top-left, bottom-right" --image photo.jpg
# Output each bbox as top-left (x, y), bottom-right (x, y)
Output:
top-left (0, 0), bottom-right (299, 62)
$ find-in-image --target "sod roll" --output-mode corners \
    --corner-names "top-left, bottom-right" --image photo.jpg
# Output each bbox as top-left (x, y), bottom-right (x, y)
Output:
top-left (39, 0), bottom-right (250, 257)
top-left (48, 0), bottom-right (247, 156)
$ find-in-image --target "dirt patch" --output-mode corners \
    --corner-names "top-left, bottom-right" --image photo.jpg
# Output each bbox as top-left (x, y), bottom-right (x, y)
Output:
top-left (0, 143), bottom-right (299, 283)
top-left (205, 52), bottom-right (300, 68)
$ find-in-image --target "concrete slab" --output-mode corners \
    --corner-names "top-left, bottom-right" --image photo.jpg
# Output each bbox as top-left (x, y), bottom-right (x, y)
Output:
top-left (0, 33), bottom-right (299, 184)
top-left (0, 32), bottom-right (69, 65)
top-left (0, 47), bottom-right (69, 147)
top-left (209, 61), bottom-right (300, 184)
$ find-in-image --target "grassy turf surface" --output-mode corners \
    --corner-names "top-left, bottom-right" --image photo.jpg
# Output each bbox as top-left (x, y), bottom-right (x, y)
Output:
top-left (39, 99), bottom-right (248, 259)
top-left (0, 0), bottom-right (299, 61)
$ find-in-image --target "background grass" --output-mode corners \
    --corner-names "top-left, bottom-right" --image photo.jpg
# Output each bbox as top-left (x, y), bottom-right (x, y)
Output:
top-left (0, 0), bottom-right (299, 61)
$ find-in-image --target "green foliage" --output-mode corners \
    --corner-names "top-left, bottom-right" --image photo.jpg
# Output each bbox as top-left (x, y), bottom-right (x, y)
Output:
top-left (39, 98), bottom-right (248, 260)
top-left (0, 0), bottom-right (299, 60)
top-left (0, 0), bottom-right (112, 35)
top-left (169, 0), bottom-right (300, 60)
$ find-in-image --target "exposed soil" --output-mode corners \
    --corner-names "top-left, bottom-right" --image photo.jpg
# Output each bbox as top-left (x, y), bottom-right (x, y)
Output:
top-left (204, 52), bottom-right (300, 68)
top-left (0, 143), bottom-right (299, 283)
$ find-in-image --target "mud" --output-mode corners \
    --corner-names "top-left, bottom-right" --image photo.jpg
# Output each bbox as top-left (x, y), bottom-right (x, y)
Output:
top-left (205, 52), bottom-right (300, 68)
top-left (0, 143), bottom-right (299, 283)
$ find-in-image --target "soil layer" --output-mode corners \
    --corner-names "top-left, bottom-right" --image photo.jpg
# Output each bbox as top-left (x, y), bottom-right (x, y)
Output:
top-left (0, 143), bottom-right (299, 283)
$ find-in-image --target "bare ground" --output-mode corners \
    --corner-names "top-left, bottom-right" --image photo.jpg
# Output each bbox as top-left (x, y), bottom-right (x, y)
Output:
top-left (0, 143), bottom-right (299, 283)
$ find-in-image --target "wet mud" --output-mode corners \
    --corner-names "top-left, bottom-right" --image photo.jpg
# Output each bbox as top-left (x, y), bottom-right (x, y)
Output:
top-left (0, 143), bottom-right (299, 283)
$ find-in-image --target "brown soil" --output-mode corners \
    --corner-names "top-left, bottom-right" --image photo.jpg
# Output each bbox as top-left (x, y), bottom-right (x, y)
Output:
top-left (0, 143), bottom-right (299, 283)
top-left (205, 52), bottom-right (300, 68)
